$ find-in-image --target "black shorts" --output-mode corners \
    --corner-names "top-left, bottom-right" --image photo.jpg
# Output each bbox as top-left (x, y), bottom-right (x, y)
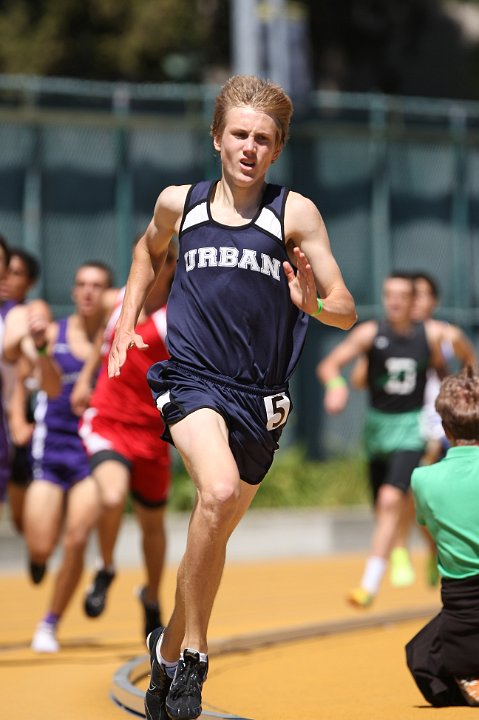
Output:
top-left (9, 444), bottom-right (33, 488)
top-left (368, 450), bottom-right (423, 503)
top-left (147, 360), bottom-right (292, 485)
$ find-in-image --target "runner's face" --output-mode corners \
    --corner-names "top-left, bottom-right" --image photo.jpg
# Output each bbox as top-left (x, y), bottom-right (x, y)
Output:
top-left (72, 267), bottom-right (109, 317)
top-left (412, 278), bottom-right (437, 322)
top-left (382, 278), bottom-right (415, 324)
top-left (1, 255), bottom-right (34, 302)
top-left (214, 106), bottom-right (281, 186)
top-left (0, 246), bottom-right (7, 285)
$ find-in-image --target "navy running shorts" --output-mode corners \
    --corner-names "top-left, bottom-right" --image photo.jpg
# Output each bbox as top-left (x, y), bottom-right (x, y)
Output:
top-left (147, 360), bottom-right (292, 485)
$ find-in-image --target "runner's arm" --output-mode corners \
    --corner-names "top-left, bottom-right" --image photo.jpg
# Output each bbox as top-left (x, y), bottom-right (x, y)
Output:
top-left (283, 192), bottom-right (357, 330)
top-left (447, 324), bottom-right (478, 369)
top-left (108, 185), bottom-right (187, 377)
top-left (7, 355), bottom-right (35, 447)
top-left (316, 322), bottom-right (376, 414)
top-left (70, 329), bottom-right (103, 416)
top-left (28, 317), bottom-right (62, 398)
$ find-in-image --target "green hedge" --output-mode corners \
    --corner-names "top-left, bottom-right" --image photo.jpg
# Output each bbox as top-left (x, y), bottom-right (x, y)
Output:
top-left (168, 447), bottom-right (370, 511)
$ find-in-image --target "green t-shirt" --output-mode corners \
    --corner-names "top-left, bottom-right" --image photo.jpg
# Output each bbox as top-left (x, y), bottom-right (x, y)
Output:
top-left (412, 445), bottom-right (479, 580)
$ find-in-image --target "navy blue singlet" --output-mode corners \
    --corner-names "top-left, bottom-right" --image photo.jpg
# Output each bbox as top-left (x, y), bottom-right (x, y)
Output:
top-left (165, 180), bottom-right (309, 387)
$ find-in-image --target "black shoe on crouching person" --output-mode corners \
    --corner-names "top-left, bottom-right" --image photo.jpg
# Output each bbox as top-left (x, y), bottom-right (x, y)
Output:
top-left (138, 585), bottom-right (162, 639)
top-left (166, 649), bottom-right (208, 720)
top-left (145, 627), bottom-right (172, 720)
top-left (84, 567), bottom-right (116, 618)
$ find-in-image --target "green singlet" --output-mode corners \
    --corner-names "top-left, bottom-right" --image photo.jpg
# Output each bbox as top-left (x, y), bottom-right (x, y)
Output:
top-left (363, 407), bottom-right (424, 458)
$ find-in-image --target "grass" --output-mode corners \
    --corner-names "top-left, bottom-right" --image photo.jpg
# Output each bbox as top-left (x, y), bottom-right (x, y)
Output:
top-left (168, 446), bottom-right (371, 512)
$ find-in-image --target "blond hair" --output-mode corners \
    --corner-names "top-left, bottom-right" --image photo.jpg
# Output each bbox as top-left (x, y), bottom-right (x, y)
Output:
top-left (435, 366), bottom-right (479, 442)
top-left (210, 75), bottom-right (293, 148)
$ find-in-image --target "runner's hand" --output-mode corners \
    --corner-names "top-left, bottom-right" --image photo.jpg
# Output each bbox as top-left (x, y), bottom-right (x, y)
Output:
top-left (283, 246), bottom-right (318, 316)
top-left (10, 419), bottom-right (34, 447)
top-left (70, 377), bottom-right (91, 416)
top-left (27, 306), bottom-right (49, 350)
top-left (108, 330), bottom-right (148, 377)
top-left (324, 385), bottom-right (349, 415)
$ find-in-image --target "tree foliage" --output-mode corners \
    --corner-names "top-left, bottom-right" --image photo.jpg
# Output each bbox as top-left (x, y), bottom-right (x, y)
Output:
top-left (0, 0), bottom-right (229, 81)
top-left (0, 0), bottom-right (477, 101)
top-left (304, 0), bottom-right (477, 99)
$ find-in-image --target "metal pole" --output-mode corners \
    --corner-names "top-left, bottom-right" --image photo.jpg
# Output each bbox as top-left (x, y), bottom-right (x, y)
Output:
top-left (23, 89), bottom-right (43, 298)
top-left (113, 84), bottom-right (133, 285)
top-left (231, 0), bottom-right (260, 76)
top-left (370, 96), bottom-right (390, 313)
top-left (449, 104), bottom-right (470, 328)
top-left (265, 0), bottom-right (290, 91)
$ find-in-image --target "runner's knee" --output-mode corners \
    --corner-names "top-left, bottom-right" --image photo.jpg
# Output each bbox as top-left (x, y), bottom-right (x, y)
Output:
top-left (63, 524), bottom-right (90, 553)
top-left (198, 481), bottom-right (241, 526)
top-left (100, 484), bottom-right (127, 510)
top-left (376, 485), bottom-right (403, 514)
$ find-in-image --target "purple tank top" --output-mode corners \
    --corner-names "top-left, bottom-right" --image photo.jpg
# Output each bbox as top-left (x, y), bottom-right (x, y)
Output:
top-left (34, 317), bottom-right (84, 435)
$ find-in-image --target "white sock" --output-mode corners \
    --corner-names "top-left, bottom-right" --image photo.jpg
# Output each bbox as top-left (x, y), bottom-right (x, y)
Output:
top-left (182, 649), bottom-right (208, 663)
top-left (360, 556), bottom-right (387, 595)
top-left (156, 633), bottom-right (178, 678)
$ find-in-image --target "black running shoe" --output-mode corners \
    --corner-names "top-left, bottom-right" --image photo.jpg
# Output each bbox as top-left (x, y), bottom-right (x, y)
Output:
top-left (145, 627), bottom-right (172, 720)
top-left (166, 649), bottom-right (208, 720)
top-left (84, 568), bottom-right (115, 618)
top-left (29, 560), bottom-right (47, 585)
top-left (138, 586), bottom-right (163, 639)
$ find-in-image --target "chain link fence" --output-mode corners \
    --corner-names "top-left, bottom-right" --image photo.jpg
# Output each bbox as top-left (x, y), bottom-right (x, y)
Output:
top-left (1, 75), bottom-right (478, 456)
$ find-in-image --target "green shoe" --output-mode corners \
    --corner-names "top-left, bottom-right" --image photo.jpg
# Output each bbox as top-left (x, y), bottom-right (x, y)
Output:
top-left (390, 547), bottom-right (415, 588)
top-left (426, 552), bottom-right (440, 587)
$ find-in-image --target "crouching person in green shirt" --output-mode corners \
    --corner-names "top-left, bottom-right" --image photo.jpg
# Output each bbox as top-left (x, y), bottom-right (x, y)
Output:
top-left (406, 366), bottom-right (479, 707)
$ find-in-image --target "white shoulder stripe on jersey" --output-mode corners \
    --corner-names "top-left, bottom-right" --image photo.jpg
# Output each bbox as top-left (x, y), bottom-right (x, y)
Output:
top-left (255, 207), bottom-right (282, 241)
top-left (182, 202), bottom-right (209, 232)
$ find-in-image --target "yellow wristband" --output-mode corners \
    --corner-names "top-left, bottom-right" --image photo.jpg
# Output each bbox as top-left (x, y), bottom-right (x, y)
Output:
top-left (326, 376), bottom-right (347, 390)
top-left (310, 298), bottom-right (323, 318)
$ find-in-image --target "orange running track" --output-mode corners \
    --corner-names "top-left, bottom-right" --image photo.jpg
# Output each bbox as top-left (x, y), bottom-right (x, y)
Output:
top-left (2, 531), bottom-right (461, 720)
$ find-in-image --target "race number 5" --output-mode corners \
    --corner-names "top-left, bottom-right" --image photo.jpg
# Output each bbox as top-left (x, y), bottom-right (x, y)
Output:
top-left (264, 393), bottom-right (291, 430)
